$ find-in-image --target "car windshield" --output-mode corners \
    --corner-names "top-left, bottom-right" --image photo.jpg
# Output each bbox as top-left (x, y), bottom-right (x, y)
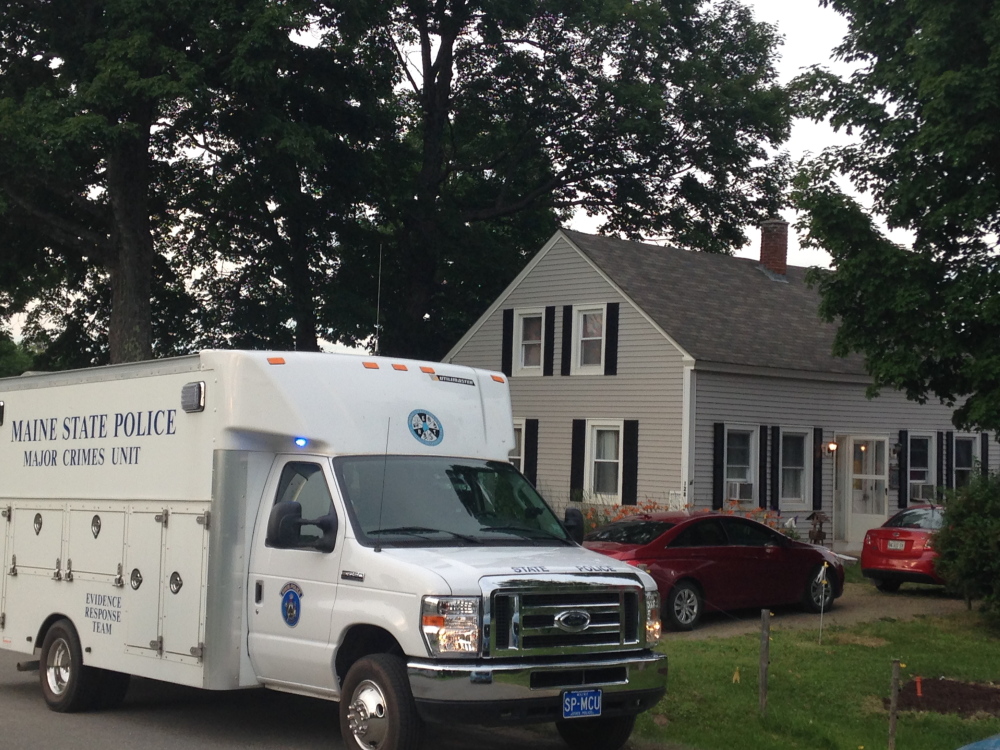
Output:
top-left (585, 520), bottom-right (674, 545)
top-left (332, 455), bottom-right (571, 546)
top-left (885, 507), bottom-right (944, 530)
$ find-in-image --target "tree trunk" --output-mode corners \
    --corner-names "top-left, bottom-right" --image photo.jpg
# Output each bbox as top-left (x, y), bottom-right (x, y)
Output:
top-left (105, 110), bottom-right (155, 364)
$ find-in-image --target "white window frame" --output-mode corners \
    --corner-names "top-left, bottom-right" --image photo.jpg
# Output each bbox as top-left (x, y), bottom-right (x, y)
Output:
top-left (509, 418), bottom-right (526, 472)
top-left (571, 304), bottom-right (607, 375)
top-left (908, 433), bottom-right (936, 501)
top-left (513, 309), bottom-right (544, 377)
top-left (778, 428), bottom-right (813, 511)
top-left (724, 425), bottom-right (758, 504)
top-left (584, 419), bottom-right (624, 502)
top-left (953, 434), bottom-right (980, 489)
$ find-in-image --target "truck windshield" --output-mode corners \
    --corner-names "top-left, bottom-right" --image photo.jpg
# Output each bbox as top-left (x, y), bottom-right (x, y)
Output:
top-left (332, 456), bottom-right (571, 546)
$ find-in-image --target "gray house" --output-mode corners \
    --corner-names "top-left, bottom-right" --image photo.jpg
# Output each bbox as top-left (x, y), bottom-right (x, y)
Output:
top-left (444, 222), bottom-right (994, 548)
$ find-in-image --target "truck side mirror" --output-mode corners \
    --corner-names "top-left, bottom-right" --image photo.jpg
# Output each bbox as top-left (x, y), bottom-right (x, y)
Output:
top-left (564, 507), bottom-right (584, 545)
top-left (311, 513), bottom-right (339, 554)
top-left (266, 501), bottom-right (303, 548)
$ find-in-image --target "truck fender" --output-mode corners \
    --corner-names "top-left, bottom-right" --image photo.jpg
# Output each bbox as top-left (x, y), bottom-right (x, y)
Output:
top-left (334, 624), bottom-right (404, 688)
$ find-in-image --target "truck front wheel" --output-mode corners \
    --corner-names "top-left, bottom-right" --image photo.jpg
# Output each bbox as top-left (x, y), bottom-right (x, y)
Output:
top-left (340, 654), bottom-right (422, 750)
top-left (556, 714), bottom-right (636, 750)
top-left (39, 619), bottom-right (102, 712)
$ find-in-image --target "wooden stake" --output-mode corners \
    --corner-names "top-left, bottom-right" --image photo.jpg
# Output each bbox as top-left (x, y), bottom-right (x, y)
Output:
top-left (759, 609), bottom-right (770, 717)
top-left (888, 659), bottom-right (900, 750)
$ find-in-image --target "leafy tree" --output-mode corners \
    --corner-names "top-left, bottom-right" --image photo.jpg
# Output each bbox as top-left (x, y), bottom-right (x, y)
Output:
top-left (792, 0), bottom-right (1000, 432)
top-left (355, 0), bottom-right (791, 357)
top-left (935, 472), bottom-right (1000, 618)
top-left (0, 331), bottom-right (33, 377)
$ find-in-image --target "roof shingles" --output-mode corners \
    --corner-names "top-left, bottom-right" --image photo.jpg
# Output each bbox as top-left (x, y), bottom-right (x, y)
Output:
top-left (562, 229), bottom-right (867, 376)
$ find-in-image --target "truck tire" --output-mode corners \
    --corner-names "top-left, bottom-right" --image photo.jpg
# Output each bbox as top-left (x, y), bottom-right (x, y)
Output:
top-left (39, 619), bottom-right (103, 712)
top-left (340, 654), bottom-right (422, 750)
top-left (555, 714), bottom-right (636, 750)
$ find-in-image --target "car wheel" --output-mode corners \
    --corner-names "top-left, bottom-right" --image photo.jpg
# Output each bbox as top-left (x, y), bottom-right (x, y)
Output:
top-left (555, 714), bottom-right (636, 750)
top-left (39, 619), bottom-right (103, 712)
top-left (665, 581), bottom-right (702, 631)
top-left (875, 579), bottom-right (901, 593)
top-left (803, 565), bottom-right (835, 613)
top-left (340, 654), bottom-right (422, 750)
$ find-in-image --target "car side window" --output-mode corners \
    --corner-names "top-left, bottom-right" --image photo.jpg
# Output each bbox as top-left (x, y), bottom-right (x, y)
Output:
top-left (669, 519), bottom-right (726, 548)
top-left (723, 519), bottom-right (776, 547)
top-left (272, 462), bottom-right (336, 548)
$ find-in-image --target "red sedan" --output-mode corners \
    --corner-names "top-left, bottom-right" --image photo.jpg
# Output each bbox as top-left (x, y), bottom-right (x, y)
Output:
top-left (861, 504), bottom-right (945, 592)
top-left (584, 511), bottom-right (844, 630)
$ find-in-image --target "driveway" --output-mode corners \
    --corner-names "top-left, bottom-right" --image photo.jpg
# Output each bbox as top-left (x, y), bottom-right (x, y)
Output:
top-left (667, 578), bottom-right (967, 641)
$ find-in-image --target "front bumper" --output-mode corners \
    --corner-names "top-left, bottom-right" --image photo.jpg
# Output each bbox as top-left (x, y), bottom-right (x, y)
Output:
top-left (407, 650), bottom-right (667, 725)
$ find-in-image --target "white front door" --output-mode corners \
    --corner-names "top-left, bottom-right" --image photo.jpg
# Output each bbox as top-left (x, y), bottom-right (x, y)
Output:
top-left (846, 437), bottom-right (889, 545)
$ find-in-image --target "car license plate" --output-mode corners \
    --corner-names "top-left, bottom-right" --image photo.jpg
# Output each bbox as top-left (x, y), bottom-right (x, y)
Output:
top-left (562, 689), bottom-right (602, 719)
top-left (887, 540), bottom-right (905, 551)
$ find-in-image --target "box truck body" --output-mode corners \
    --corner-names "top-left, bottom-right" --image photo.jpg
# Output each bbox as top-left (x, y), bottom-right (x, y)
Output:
top-left (0, 351), bottom-right (665, 750)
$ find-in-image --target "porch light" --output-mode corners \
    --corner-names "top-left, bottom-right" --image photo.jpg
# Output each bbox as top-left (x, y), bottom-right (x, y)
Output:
top-left (824, 441), bottom-right (838, 456)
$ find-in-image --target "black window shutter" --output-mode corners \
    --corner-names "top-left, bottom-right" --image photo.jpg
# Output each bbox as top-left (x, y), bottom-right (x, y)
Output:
top-left (570, 419), bottom-right (586, 500)
top-left (622, 420), bottom-right (639, 506)
top-left (501, 309), bottom-right (514, 377)
top-left (543, 307), bottom-right (555, 377)
top-left (936, 431), bottom-right (945, 494)
top-left (561, 306), bottom-right (573, 376)
top-left (712, 423), bottom-right (725, 510)
top-left (982, 433), bottom-right (990, 477)
top-left (770, 426), bottom-right (780, 511)
top-left (812, 428), bottom-right (823, 511)
top-left (524, 419), bottom-right (539, 485)
top-left (898, 430), bottom-right (909, 508)
top-left (604, 303), bottom-right (619, 376)
top-left (945, 430), bottom-right (954, 489)
top-left (758, 426), bottom-right (769, 510)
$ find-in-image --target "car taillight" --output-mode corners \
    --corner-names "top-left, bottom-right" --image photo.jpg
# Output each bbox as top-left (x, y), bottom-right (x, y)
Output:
top-left (864, 533), bottom-right (873, 546)
top-left (924, 537), bottom-right (933, 550)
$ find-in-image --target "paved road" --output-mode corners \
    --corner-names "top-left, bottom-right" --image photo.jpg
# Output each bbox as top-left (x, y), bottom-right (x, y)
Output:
top-left (0, 649), bottom-right (565, 750)
top-left (0, 580), bottom-right (962, 749)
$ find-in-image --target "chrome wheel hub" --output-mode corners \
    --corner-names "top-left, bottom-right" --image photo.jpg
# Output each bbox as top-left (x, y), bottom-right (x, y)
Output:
top-left (45, 638), bottom-right (72, 696)
top-left (347, 679), bottom-right (388, 750)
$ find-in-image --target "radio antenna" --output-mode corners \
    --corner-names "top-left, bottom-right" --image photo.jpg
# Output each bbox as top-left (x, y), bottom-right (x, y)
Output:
top-left (373, 244), bottom-right (383, 356)
top-left (374, 417), bottom-right (391, 553)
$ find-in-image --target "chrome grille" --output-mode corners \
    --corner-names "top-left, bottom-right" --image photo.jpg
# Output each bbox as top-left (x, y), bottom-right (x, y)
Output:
top-left (484, 577), bottom-right (645, 657)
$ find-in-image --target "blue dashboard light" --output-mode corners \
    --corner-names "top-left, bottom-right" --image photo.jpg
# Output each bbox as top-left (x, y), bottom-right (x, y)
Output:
top-left (294, 437), bottom-right (309, 448)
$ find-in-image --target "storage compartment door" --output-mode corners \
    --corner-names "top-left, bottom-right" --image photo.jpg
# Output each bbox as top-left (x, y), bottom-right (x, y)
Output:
top-left (68, 510), bottom-right (126, 578)
top-left (124, 510), bottom-right (164, 651)
top-left (11, 505), bottom-right (63, 576)
top-left (161, 511), bottom-right (208, 659)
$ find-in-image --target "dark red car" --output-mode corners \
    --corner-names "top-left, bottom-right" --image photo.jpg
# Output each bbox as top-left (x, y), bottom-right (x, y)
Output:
top-left (861, 504), bottom-right (945, 592)
top-left (583, 511), bottom-right (844, 630)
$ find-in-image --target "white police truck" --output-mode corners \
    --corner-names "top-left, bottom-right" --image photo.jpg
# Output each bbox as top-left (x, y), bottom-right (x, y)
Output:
top-left (0, 351), bottom-right (666, 750)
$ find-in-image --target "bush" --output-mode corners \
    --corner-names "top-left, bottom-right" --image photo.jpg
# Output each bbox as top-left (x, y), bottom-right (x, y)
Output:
top-left (934, 471), bottom-right (1000, 616)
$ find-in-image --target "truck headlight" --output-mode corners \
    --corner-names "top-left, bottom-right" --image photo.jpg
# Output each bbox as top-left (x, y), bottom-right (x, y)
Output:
top-left (645, 591), bottom-right (662, 645)
top-left (421, 596), bottom-right (481, 656)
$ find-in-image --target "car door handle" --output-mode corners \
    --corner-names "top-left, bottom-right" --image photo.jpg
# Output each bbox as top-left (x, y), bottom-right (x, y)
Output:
top-left (255, 580), bottom-right (263, 604)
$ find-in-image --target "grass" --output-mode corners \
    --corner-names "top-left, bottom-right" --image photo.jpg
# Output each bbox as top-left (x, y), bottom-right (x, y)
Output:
top-left (633, 610), bottom-right (1000, 750)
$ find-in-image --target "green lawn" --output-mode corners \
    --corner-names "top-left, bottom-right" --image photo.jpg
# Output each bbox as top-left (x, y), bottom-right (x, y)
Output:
top-left (634, 610), bottom-right (1000, 750)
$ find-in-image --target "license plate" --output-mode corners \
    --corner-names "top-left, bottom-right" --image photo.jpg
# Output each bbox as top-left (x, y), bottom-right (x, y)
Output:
top-left (562, 689), bottom-right (602, 719)
top-left (887, 540), bottom-right (905, 551)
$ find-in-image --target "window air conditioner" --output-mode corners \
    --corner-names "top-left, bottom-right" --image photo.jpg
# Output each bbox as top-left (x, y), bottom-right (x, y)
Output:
top-left (726, 481), bottom-right (754, 501)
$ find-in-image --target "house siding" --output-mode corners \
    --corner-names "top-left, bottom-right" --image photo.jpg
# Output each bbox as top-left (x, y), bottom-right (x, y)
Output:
top-left (693, 369), bottom-right (996, 540)
top-left (447, 237), bottom-right (687, 514)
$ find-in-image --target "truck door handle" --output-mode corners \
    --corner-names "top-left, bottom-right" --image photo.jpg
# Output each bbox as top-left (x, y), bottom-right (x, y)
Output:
top-left (255, 580), bottom-right (263, 604)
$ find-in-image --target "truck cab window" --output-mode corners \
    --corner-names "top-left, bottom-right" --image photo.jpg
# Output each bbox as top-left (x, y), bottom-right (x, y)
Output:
top-left (271, 462), bottom-right (336, 548)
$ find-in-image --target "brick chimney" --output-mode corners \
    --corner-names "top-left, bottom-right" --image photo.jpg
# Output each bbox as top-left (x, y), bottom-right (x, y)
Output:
top-left (760, 218), bottom-right (788, 276)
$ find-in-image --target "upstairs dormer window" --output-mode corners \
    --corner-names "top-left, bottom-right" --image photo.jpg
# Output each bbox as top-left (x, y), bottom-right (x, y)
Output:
top-left (572, 305), bottom-right (606, 375)
top-left (514, 309), bottom-right (544, 376)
